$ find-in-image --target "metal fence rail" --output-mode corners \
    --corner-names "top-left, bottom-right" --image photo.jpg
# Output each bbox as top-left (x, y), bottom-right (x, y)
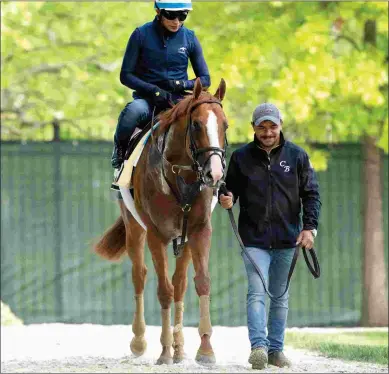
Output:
top-left (1, 141), bottom-right (388, 327)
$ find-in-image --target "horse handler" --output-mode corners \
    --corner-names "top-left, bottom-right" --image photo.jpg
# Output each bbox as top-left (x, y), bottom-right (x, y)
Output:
top-left (219, 103), bottom-right (322, 369)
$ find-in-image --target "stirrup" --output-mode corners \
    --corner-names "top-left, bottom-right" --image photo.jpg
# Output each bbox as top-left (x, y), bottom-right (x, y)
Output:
top-left (110, 164), bottom-right (123, 191)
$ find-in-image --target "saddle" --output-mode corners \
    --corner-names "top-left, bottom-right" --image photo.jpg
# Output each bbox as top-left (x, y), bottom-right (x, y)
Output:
top-left (110, 121), bottom-right (153, 191)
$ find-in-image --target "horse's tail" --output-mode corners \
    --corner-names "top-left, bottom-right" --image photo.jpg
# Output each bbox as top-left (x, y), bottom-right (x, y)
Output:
top-left (93, 216), bottom-right (127, 261)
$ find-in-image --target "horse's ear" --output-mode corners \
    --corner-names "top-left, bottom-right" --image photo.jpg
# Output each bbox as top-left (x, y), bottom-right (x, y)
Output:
top-left (193, 77), bottom-right (202, 99)
top-left (214, 78), bottom-right (226, 101)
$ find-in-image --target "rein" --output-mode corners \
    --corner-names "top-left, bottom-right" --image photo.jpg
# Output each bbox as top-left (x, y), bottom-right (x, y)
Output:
top-left (219, 183), bottom-right (320, 302)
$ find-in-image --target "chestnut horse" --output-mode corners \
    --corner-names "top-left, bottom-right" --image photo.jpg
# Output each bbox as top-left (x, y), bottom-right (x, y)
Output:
top-left (94, 78), bottom-right (227, 365)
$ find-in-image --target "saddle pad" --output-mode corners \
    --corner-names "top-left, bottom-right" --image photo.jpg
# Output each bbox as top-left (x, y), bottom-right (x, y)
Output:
top-left (116, 130), bottom-right (151, 188)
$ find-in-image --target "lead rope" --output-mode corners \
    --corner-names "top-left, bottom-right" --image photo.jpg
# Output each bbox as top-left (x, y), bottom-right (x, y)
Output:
top-left (219, 182), bottom-right (320, 302)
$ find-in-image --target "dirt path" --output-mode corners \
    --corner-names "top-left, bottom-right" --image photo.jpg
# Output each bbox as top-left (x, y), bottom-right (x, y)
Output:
top-left (1, 324), bottom-right (387, 373)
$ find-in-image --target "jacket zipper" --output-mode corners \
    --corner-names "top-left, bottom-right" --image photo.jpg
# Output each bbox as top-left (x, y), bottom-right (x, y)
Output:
top-left (267, 153), bottom-right (273, 249)
top-left (164, 35), bottom-right (168, 78)
top-left (257, 143), bottom-right (281, 249)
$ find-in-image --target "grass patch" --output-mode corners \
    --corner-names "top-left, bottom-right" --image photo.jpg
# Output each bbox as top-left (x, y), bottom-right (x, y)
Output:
top-left (286, 330), bottom-right (388, 365)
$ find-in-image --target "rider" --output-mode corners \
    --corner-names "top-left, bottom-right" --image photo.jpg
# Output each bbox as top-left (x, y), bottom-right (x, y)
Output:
top-left (111, 0), bottom-right (211, 186)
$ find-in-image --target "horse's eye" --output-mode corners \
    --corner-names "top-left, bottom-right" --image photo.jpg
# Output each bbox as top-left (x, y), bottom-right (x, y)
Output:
top-left (192, 121), bottom-right (201, 132)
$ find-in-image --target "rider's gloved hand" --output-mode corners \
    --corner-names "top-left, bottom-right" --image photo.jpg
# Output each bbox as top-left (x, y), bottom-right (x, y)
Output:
top-left (152, 87), bottom-right (174, 110)
top-left (167, 79), bottom-right (187, 93)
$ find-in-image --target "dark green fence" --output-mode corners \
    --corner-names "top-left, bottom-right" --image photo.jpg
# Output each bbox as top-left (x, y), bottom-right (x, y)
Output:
top-left (1, 142), bottom-right (388, 327)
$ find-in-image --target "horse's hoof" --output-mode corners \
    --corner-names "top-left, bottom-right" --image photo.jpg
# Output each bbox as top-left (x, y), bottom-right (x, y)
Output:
top-left (173, 346), bottom-right (186, 363)
top-left (156, 346), bottom-right (173, 365)
top-left (195, 348), bottom-right (216, 365)
top-left (130, 336), bottom-right (147, 357)
top-left (173, 356), bottom-right (185, 364)
top-left (156, 356), bottom-right (173, 365)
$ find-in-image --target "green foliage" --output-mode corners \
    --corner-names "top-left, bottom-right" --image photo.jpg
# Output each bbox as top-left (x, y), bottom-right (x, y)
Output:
top-left (1, 2), bottom-right (388, 165)
top-left (1, 2), bottom-right (153, 140)
top-left (1, 301), bottom-right (23, 326)
top-left (286, 330), bottom-right (388, 365)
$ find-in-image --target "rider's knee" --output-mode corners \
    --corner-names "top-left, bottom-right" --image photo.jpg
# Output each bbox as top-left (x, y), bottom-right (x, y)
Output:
top-left (121, 99), bottom-right (151, 127)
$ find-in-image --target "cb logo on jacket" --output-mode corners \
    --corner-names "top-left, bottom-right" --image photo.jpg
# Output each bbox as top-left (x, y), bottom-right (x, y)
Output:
top-left (280, 161), bottom-right (290, 172)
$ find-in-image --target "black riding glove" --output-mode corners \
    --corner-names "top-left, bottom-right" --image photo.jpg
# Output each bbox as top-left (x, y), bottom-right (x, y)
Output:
top-left (167, 79), bottom-right (187, 93)
top-left (151, 87), bottom-right (174, 110)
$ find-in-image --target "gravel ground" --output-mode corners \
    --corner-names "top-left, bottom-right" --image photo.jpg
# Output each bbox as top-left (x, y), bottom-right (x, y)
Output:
top-left (1, 324), bottom-right (388, 373)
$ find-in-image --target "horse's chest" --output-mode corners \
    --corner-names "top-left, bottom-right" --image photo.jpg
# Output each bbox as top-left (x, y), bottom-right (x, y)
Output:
top-left (151, 194), bottom-right (177, 215)
top-left (148, 194), bottom-right (182, 230)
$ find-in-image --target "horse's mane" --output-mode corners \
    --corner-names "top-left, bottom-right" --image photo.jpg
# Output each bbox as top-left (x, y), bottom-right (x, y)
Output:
top-left (158, 91), bottom-right (216, 134)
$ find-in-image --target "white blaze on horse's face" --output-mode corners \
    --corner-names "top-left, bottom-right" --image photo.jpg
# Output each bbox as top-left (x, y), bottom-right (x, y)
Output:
top-left (205, 110), bottom-right (224, 185)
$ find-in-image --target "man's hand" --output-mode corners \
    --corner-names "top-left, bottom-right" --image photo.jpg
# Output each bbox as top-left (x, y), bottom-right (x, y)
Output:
top-left (219, 191), bottom-right (233, 209)
top-left (296, 230), bottom-right (315, 250)
top-left (167, 79), bottom-right (187, 93)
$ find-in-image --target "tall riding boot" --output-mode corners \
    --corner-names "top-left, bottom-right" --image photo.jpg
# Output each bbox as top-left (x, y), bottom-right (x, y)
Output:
top-left (110, 142), bottom-right (125, 191)
top-left (111, 142), bottom-right (124, 169)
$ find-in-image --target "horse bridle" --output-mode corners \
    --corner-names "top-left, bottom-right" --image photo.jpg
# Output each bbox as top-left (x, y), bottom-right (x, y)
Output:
top-left (161, 99), bottom-right (227, 186)
top-left (182, 99), bottom-right (227, 186)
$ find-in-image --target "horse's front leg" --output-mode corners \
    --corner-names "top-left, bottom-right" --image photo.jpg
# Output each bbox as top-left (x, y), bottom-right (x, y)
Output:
top-left (171, 244), bottom-right (192, 363)
top-left (147, 227), bottom-right (174, 365)
top-left (189, 222), bottom-right (215, 365)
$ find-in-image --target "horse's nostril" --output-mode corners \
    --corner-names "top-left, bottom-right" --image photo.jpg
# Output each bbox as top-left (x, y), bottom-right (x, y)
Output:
top-left (206, 171), bottom-right (213, 180)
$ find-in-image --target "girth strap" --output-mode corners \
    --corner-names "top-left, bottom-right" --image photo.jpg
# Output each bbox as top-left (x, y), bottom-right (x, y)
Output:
top-left (172, 176), bottom-right (202, 257)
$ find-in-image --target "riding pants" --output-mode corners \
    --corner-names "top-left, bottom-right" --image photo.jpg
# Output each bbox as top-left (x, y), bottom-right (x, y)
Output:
top-left (114, 99), bottom-right (153, 150)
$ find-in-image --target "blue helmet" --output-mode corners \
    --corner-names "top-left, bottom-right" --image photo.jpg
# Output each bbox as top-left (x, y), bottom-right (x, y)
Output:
top-left (154, 0), bottom-right (192, 11)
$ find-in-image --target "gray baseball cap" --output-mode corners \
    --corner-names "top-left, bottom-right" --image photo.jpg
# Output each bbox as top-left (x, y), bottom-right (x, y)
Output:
top-left (252, 103), bottom-right (283, 126)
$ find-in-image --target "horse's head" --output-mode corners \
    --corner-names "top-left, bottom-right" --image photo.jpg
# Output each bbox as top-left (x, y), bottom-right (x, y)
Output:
top-left (186, 78), bottom-right (228, 189)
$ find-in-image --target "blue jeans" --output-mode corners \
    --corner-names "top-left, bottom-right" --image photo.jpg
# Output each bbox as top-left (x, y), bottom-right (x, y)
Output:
top-left (114, 99), bottom-right (153, 147)
top-left (242, 247), bottom-right (295, 353)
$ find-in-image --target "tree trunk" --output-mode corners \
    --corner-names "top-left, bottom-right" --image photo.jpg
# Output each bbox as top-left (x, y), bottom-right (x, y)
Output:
top-left (361, 136), bottom-right (388, 326)
top-left (361, 20), bottom-right (388, 327)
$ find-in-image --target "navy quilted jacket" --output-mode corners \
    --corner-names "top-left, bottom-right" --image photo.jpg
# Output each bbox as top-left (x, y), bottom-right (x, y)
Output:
top-left (120, 17), bottom-right (210, 101)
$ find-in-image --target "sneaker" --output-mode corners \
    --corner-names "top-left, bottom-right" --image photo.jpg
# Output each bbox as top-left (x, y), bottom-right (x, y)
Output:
top-left (248, 346), bottom-right (268, 370)
top-left (268, 351), bottom-right (291, 368)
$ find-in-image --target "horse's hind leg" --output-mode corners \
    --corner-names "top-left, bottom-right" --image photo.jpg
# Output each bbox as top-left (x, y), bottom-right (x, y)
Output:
top-left (147, 228), bottom-right (174, 365)
top-left (119, 201), bottom-right (147, 357)
top-left (172, 244), bottom-right (192, 363)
